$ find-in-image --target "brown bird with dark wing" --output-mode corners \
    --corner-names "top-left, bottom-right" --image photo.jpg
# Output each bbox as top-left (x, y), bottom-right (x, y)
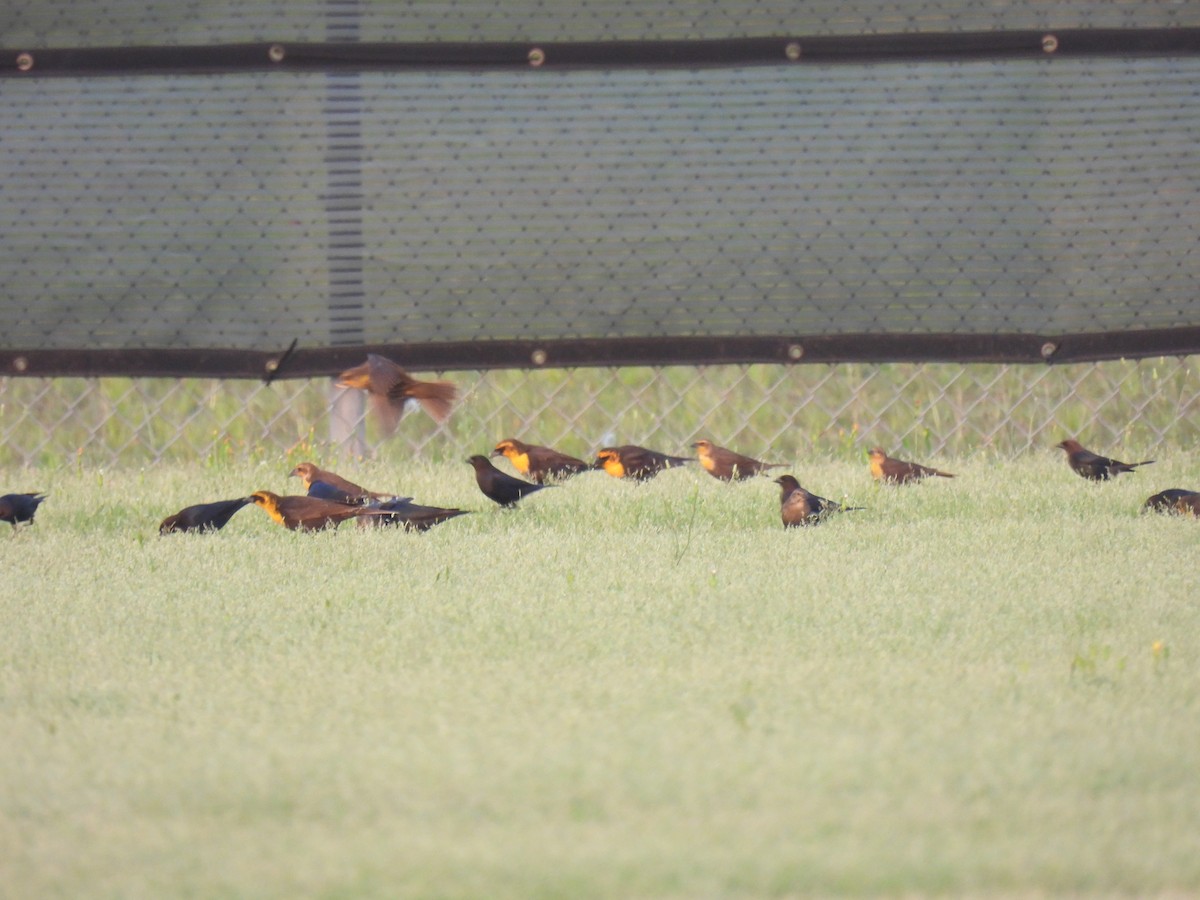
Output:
top-left (1055, 439), bottom-right (1154, 481)
top-left (0, 491), bottom-right (47, 528)
top-left (692, 439), bottom-right (783, 481)
top-left (337, 353), bottom-right (457, 434)
top-left (248, 490), bottom-right (390, 531)
top-left (774, 475), bottom-right (863, 528)
top-left (1141, 488), bottom-right (1200, 517)
top-left (595, 445), bottom-right (692, 481)
top-left (288, 462), bottom-right (392, 502)
top-left (868, 447), bottom-right (955, 484)
top-left (159, 497), bottom-right (252, 534)
top-left (492, 438), bottom-right (591, 484)
top-left (468, 455), bottom-right (555, 507)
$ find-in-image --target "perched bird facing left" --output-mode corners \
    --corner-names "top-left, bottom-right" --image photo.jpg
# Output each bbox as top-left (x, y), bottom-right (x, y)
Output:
top-left (774, 475), bottom-right (862, 528)
top-left (595, 445), bottom-right (691, 481)
top-left (468, 455), bottom-right (554, 508)
top-left (492, 438), bottom-right (591, 484)
top-left (692, 439), bottom-right (782, 481)
top-left (337, 353), bottom-right (457, 435)
top-left (1055, 439), bottom-right (1154, 481)
top-left (248, 490), bottom-right (389, 531)
top-left (0, 492), bottom-right (47, 528)
top-left (868, 447), bottom-right (955, 484)
top-left (1141, 488), bottom-right (1200, 517)
top-left (159, 497), bottom-right (252, 534)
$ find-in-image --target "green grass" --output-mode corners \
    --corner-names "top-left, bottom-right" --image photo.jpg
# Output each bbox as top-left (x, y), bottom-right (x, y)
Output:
top-left (2, 453), bottom-right (1199, 897)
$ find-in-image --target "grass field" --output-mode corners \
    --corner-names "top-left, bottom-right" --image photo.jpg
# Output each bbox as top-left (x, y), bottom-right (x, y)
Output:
top-left (2, 451), bottom-right (1199, 897)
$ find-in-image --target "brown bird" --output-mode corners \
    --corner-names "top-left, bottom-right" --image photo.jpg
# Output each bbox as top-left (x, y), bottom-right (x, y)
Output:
top-left (468, 455), bottom-right (555, 507)
top-left (248, 490), bottom-right (390, 532)
top-left (1141, 489), bottom-right (1200, 517)
top-left (289, 462), bottom-right (391, 501)
top-left (0, 492), bottom-right (47, 528)
top-left (774, 475), bottom-right (863, 528)
top-left (1055, 439), bottom-right (1154, 481)
top-left (595, 445), bottom-right (692, 481)
top-left (492, 438), bottom-right (591, 484)
top-left (868, 447), bottom-right (955, 484)
top-left (337, 353), bottom-right (457, 434)
top-left (159, 497), bottom-right (252, 534)
top-left (692, 439), bottom-right (783, 481)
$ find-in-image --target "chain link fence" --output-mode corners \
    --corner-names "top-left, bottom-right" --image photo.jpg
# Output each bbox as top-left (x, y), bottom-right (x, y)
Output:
top-left (3, 357), bottom-right (1196, 469)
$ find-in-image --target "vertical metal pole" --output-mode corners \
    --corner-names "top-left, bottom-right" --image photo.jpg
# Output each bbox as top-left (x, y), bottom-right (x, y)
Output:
top-left (325, 0), bottom-right (366, 457)
top-left (329, 382), bottom-right (367, 458)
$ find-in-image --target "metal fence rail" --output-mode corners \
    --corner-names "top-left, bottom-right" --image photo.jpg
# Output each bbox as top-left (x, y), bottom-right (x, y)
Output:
top-left (3, 358), bottom-right (1195, 469)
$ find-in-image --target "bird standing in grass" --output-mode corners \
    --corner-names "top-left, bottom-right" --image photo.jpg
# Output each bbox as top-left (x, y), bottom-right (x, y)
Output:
top-left (361, 497), bottom-right (472, 532)
top-left (337, 353), bottom-right (458, 434)
top-left (868, 447), bottom-right (955, 484)
top-left (159, 497), bottom-right (252, 534)
top-left (1055, 439), bottom-right (1154, 481)
top-left (468, 455), bottom-right (554, 508)
top-left (692, 439), bottom-right (782, 481)
top-left (289, 462), bottom-right (391, 502)
top-left (492, 438), bottom-right (591, 484)
top-left (1142, 489), bottom-right (1200, 517)
top-left (595, 445), bottom-right (691, 481)
top-left (0, 492), bottom-right (47, 528)
top-left (774, 475), bottom-right (862, 528)
top-left (248, 490), bottom-right (390, 531)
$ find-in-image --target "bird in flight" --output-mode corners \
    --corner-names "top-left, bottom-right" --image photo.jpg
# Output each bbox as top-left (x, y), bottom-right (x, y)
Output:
top-left (337, 353), bottom-right (457, 435)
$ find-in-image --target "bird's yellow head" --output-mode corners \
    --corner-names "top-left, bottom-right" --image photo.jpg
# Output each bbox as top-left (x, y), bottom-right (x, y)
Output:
top-left (248, 491), bottom-right (286, 525)
top-left (595, 448), bottom-right (626, 478)
top-left (493, 439), bottom-right (530, 474)
top-left (336, 362), bottom-right (372, 390)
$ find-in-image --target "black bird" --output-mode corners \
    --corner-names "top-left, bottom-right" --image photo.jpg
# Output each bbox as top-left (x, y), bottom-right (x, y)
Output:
top-left (1141, 488), bottom-right (1200, 517)
top-left (774, 475), bottom-right (863, 528)
top-left (468, 455), bottom-right (555, 507)
top-left (0, 492), bottom-right (47, 528)
top-left (1055, 439), bottom-right (1154, 481)
top-left (159, 497), bottom-right (252, 534)
top-left (362, 497), bottom-right (472, 532)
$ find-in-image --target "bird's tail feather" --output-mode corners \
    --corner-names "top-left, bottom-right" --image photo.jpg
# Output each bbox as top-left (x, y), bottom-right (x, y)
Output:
top-left (408, 379), bottom-right (458, 422)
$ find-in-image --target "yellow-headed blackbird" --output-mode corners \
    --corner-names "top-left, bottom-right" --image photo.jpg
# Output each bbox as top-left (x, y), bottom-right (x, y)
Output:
top-left (248, 490), bottom-right (388, 531)
top-left (337, 353), bottom-right (457, 434)
top-left (692, 439), bottom-right (782, 481)
top-left (159, 497), bottom-right (251, 534)
top-left (468, 455), bottom-right (555, 507)
top-left (289, 462), bottom-right (390, 501)
top-left (1142, 488), bottom-right (1200, 517)
top-left (0, 491), bottom-right (47, 528)
top-left (360, 497), bottom-right (471, 532)
top-left (1056, 439), bottom-right (1154, 481)
top-left (868, 447), bottom-right (955, 484)
top-left (774, 475), bottom-right (862, 528)
top-left (595, 445), bottom-right (691, 481)
top-left (492, 438), bottom-right (591, 484)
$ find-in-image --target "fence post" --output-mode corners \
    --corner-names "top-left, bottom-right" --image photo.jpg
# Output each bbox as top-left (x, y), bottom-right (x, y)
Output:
top-left (328, 382), bottom-right (367, 457)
